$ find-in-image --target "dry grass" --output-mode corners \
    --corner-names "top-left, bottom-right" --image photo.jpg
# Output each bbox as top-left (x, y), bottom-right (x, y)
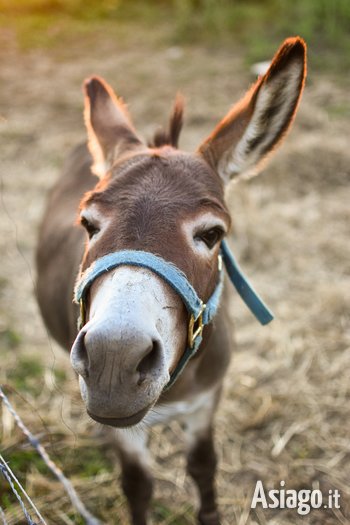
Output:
top-left (0, 18), bottom-right (350, 525)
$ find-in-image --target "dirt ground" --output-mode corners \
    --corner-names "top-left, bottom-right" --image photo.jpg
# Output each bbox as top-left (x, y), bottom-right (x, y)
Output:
top-left (1, 20), bottom-right (350, 525)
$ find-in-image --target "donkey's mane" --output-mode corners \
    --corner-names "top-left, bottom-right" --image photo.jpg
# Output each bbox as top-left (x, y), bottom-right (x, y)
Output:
top-left (150, 95), bottom-right (184, 148)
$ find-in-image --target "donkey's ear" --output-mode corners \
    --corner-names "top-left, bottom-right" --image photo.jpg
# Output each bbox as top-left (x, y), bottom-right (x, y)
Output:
top-left (198, 37), bottom-right (307, 184)
top-left (84, 76), bottom-right (144, 177)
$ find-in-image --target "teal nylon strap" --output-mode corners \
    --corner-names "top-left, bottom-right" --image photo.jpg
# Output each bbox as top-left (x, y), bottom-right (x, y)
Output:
top-left (221, 240), bottom-right (274, 325)
top-left (74, 250), bottom-right (219, 322)
top-left (74, 242), bottom-right (273, 389)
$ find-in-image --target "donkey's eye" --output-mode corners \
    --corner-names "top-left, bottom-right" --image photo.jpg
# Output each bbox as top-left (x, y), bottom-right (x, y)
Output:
top-left (195, 227), bottom-right (224, 249)
top-left (81, 217), bottom-right (100, 239)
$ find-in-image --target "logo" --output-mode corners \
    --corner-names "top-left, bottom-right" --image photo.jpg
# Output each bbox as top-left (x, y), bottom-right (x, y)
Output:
top-left (251, 480), bottom-right (341, 516)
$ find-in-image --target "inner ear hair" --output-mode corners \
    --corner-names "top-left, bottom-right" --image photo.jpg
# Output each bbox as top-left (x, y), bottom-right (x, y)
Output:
top-left (198, 37), bottom-right (307, 184)
top-left (83, 76), bottom-right (144, 178)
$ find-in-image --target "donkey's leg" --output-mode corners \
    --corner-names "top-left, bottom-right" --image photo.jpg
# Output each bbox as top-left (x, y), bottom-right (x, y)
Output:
top-left (184, 388), bottom-right (222, 525)
top-left (115, 429), bottom-right (153, 525)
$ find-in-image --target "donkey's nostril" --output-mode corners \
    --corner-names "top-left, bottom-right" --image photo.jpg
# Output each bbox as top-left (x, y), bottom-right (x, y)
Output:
top-left (70, 329), bottom-right (89, 379)
top-left (136, 341), bottom-right (162, 385)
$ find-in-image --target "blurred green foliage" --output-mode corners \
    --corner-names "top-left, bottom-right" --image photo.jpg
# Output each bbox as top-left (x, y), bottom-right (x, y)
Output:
top-left (4, 449), bottom-right (47, 477)
top-left (62, 446), bottom-right (113, 477)
top-left (0, 0), bottom-right (349, 70)
top-left (153, 500), bottom-right (194, 524)
top-left (7, 355), bottom-right (44, 394)
top-left (0, 327), bottom-right (22, 349)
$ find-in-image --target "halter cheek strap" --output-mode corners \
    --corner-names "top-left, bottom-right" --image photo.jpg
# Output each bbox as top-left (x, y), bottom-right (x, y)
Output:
top-left (74, 241), bottom-right (273, 389)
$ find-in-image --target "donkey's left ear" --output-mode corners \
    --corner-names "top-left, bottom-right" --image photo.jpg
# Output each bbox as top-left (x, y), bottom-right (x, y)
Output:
top-left (198, 37), bottom-right (307, 183)
top-left (84, 76), bottom-right (144, 177)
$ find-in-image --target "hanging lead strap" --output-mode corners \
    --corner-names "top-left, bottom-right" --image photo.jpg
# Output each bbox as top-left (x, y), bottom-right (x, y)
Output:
top-left (221, 240), bottom-right (274, 325)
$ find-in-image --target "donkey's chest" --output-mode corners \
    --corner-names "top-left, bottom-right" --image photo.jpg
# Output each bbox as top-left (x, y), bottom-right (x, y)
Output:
top-left (143, 387), bottom-right (217, 428)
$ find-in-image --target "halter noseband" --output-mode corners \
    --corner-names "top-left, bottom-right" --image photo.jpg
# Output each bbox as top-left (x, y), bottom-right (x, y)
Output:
top-left (74, 240), bottom-right (273, 390)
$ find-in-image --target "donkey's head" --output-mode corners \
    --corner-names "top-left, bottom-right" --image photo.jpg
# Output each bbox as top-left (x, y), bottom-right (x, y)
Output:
top-left (70, 38), bottom-right (306, 427)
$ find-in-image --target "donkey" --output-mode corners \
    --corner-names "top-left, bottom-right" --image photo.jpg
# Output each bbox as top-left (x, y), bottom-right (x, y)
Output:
top-left (36, 38), bottom-right (306, 525)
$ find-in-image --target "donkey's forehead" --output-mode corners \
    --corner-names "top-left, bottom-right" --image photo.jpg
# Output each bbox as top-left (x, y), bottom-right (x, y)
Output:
top-left (83, 150), bottom-right (227, 213)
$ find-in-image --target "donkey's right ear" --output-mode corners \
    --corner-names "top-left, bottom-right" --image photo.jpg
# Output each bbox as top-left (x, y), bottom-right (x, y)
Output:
top-left (198, 37), bottom-right (307, 184)
top-left (84, 76), bottom-right (144, 177)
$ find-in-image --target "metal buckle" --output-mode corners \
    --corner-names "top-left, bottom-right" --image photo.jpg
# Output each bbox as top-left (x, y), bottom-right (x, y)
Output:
top-left (188, 302), bottom-right (206, 349)
top-left (218, 253), bottom-right (223, 272)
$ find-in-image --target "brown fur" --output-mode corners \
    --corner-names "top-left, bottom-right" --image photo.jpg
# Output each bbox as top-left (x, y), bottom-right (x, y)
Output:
top-left (150, 94), bottom-right (184, 148)
top-left (36, 37), bottom-right (306, 524)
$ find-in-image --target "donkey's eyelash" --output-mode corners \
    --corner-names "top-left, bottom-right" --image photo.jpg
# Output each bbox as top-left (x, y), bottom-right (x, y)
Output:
top-left (194, 225), bottom-right (225, 237)
top-left (194, 226), bottom-right (225, 249)
top-left (80, 216), bottom-right (100, 239)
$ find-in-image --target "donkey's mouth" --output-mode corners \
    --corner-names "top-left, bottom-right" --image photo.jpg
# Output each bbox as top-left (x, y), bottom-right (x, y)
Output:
top-left (87, 404), bottom-right (151, 428)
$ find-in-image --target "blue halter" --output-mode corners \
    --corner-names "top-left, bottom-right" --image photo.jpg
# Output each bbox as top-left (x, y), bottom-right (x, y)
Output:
top-left (74, 240), bottom-right (273, 389)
